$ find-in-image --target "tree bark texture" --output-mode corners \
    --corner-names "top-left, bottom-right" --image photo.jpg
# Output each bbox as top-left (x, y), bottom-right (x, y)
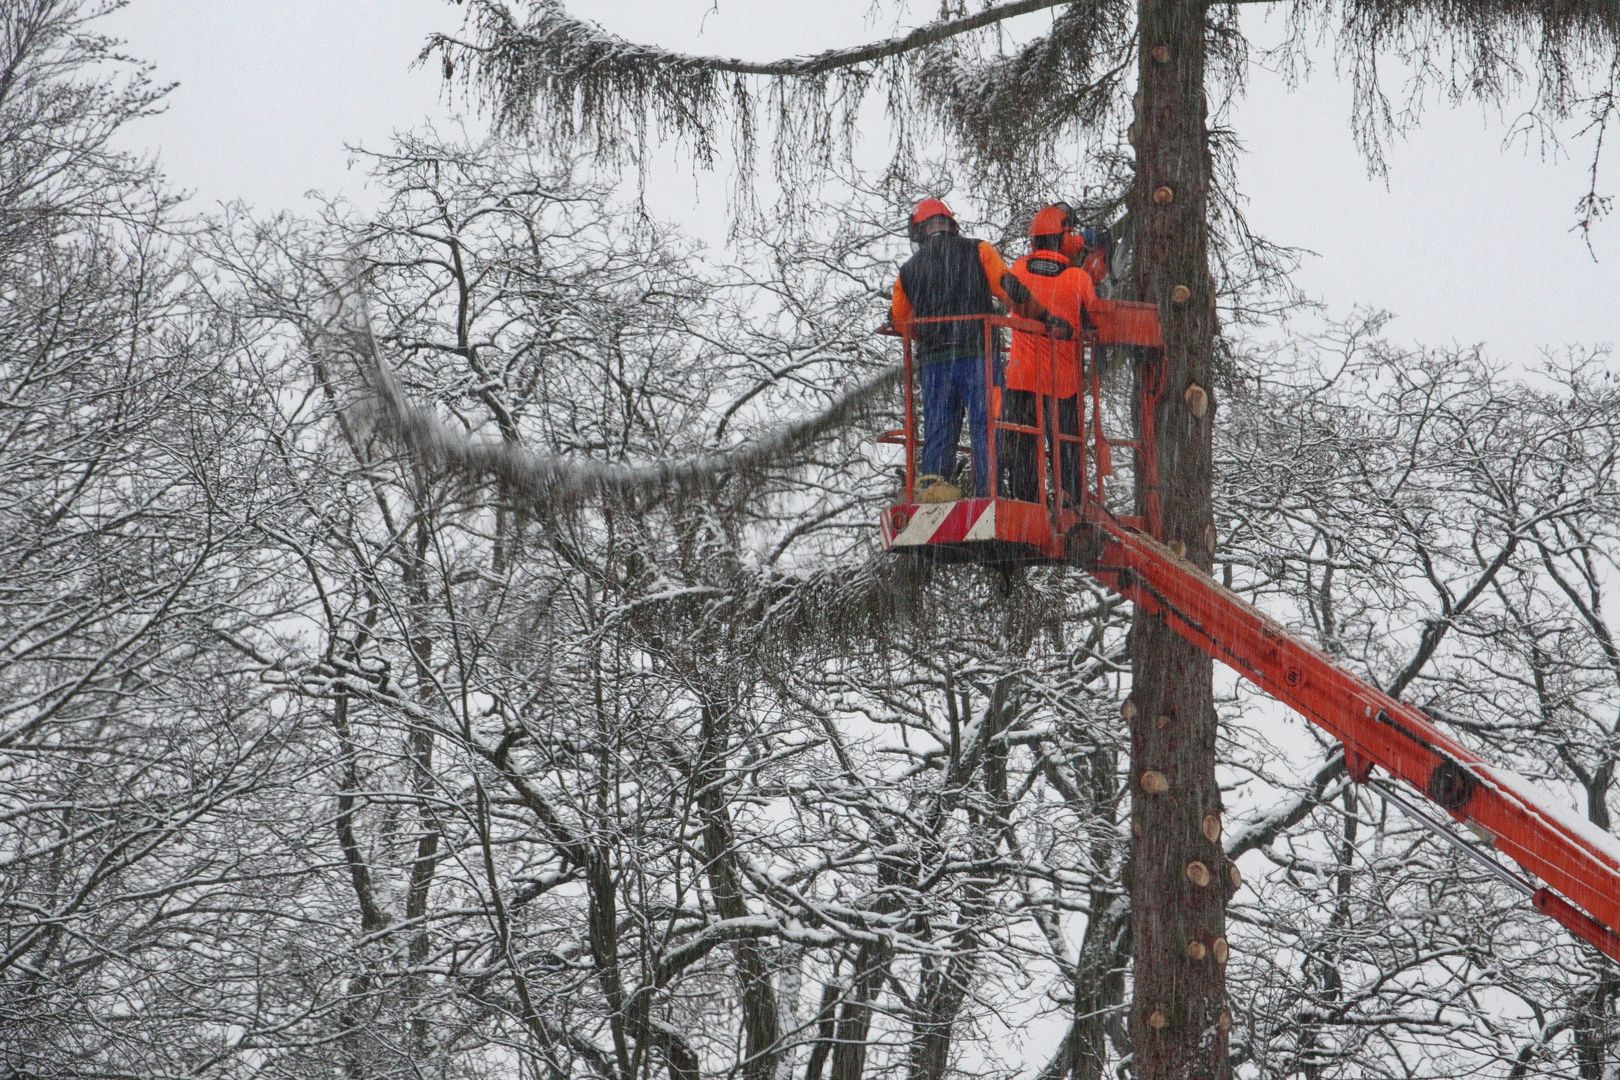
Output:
top-left (696, 700), bottom-right (781, 1080)
top-left (1127, 1), bottom-right (1231, 1077)
top-left (829, 939), bottom-right (894, 1080)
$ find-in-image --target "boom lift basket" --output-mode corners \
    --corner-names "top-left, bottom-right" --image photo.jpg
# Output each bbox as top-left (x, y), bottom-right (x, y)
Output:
top-left (878, 300), bottom-right (1165, 564)
top-left (875, 297), bottom-right (1620, 965)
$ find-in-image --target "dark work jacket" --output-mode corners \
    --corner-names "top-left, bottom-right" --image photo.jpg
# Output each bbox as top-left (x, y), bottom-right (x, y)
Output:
top-left (892, 233), bottom-right (1006, 367)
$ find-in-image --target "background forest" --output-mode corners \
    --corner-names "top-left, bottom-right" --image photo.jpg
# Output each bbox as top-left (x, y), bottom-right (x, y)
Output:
top-left (5, 1), bottom-right (1620, 1078)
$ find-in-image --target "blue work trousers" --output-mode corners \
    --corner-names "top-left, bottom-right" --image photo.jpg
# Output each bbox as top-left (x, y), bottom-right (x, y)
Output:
top-left (920, 356), bottom-right (991, 497)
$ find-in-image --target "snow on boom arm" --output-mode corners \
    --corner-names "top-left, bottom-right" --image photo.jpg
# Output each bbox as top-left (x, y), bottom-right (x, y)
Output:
top-left (879, 304), bottom-right (1620, 965)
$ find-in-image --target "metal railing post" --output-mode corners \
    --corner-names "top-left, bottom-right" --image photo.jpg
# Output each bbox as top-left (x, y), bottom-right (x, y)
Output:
top-left (984, 317), bottom-right (998, 499)
top-left (1075, 334), bottom-right (1088, 506)
top-left (902, 333), bottom-right (916, 500)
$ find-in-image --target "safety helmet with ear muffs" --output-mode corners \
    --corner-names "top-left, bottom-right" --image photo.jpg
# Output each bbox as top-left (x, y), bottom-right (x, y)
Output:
top-left (1030, 202), bottom-right (1087, 262)
top-left (908, 198), bottom-right (957, 244)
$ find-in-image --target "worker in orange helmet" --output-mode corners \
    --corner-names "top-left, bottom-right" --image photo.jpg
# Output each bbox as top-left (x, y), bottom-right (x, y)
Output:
top-left (890, 197), bottom-right (1072, 502)
top-left (1002, 203), bottom-right (1098, 504)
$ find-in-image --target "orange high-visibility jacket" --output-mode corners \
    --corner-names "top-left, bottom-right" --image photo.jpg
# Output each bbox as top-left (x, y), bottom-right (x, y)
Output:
top-left (1005, 251), bottom-right (1096, 398)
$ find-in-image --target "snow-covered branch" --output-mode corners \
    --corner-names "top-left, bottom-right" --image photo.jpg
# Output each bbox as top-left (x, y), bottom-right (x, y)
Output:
top-left (340, 295), bottom-right (898, 513)
top-left (427, 0), bottom-right (1074, 80)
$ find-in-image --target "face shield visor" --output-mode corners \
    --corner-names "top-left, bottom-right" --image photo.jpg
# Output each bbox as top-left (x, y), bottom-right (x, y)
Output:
top-left (908, 214), bottom-right (956, 251)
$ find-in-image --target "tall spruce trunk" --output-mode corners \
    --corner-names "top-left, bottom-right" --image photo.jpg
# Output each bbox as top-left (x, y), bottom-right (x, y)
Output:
top-left (1127, 1), bottom-right (1231, 1076)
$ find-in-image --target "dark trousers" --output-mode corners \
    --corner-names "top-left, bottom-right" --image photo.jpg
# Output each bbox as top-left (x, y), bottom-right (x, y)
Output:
top-left (1001, 390), bottom-right (1080, 503)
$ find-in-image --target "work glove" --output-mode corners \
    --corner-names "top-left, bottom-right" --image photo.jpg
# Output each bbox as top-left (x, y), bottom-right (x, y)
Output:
top-left (1043, 314), bottom-right (1075, 341)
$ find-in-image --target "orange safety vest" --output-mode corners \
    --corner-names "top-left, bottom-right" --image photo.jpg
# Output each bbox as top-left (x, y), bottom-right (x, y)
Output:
top-left (1005, 251), bottom-right (1096, 399)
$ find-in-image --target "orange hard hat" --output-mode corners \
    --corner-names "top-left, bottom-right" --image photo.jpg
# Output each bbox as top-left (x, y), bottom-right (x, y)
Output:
top-left (1029, 203), bottom-right (1073, 238)
top-left (908, 198), bottom-right (957, 242)
top-left (910, 198), bottom-right (955, 227)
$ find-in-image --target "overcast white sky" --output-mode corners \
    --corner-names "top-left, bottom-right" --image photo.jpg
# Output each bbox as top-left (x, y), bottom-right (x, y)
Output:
top-left (105, 0), bottom-right (1619, 364)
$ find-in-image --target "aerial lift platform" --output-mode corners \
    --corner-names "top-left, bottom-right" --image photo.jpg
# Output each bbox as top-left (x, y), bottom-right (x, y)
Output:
top-left (878, 306), bottom-right (1620, 964)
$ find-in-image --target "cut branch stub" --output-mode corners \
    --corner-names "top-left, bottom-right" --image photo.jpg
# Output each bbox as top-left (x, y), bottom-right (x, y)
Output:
top-left (1218, 1008), bottom-right (1233, 1033)
top-left (1185, 861), bottom-right (1212, 887)
top-left (1140, 770), bottom-right (1170, 795)
top-left (1211, 937), bottom-right (1230, 964)
top-left (1185, 939), bottom-right (1207, 960)
top-left (1168, 539), bottom-right (1187, 558)
top-left (1151, 45), bottom-right (1171, 64)
top-left (1153, 185), bottom-right (1175, 206)
top-left (1228, 863), bottom-right (1243, 890)
top-left (1122, 697), bottom-right (1139, 721)
top-left (1147, 1008), bottom-right (1168, 1030)
top-left (1201, 813), bottom-right (1221, 842)
top-left (1183, 382), bottom-right (1208, 417)
top-left (1171, 284), bottom-right (1193, 305)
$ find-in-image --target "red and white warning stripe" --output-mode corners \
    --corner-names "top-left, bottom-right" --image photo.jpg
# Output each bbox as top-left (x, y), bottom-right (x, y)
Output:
top-left (881, 498), bottom-right (997, 549)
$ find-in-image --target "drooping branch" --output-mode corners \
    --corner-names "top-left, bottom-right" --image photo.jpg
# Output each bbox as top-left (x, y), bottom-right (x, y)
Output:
top-left (912, 0), bottom-right (1135, 182)
top-left (331, 285), bottom-right (897, 515)
top-left (424, 0), bottom-right (1135, 185)
top-left (427, 0), bottom-right (1075, 82)
top-left (1284, 0), bottom-right (1620, 189)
